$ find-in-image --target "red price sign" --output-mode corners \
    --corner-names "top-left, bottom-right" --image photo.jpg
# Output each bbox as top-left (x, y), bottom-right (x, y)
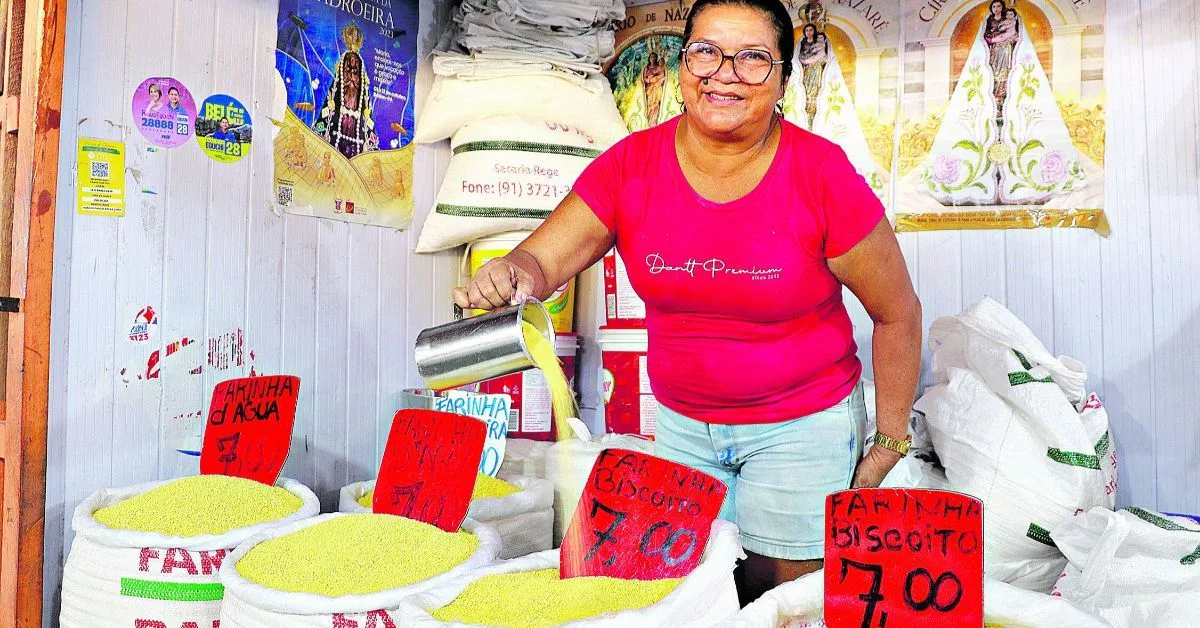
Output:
top-left (374, 409), bottom-right (486, 532)
top-left (200, 375), bottom-right (299, 485)
top-left (825, 489), bottom-right (984, 628)
top-left (560, 449), bottom-right (727, 580)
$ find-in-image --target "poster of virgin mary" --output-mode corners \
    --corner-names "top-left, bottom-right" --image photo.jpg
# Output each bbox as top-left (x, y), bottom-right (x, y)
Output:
top-left (895, 0), bottom-right (1107, 231)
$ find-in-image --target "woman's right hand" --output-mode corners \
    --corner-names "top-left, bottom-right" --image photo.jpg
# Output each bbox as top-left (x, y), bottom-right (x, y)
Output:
top-left (452, 255), bottom-right (538, 311)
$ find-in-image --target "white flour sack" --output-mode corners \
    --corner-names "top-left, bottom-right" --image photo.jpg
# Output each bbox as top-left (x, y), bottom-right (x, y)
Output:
top-left (59, 477), bottom-right (319, 628)
top-left (394, 520), bottom-right (743, 627)
top-left (1050, 507), bottom-right (1200, 626)
top-left (339, 475), bottom-right (555, 559)
top-left (545, 418), bottom-right (655, 547)
top-left (416, 114), bottom-right (617, 252)
top-left (913, 298), bottom-right (1117, 592)
top-left (218, 513), bottom-right (502, 628)
top-left (724, 570), bottom-right (1109, 627)
top-left (415, 73), bottom-right (628, 146)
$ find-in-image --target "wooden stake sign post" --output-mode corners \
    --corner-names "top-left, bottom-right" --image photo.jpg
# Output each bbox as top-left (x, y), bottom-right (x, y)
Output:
top-left (200, 375), bottom-right (300, 485)
top-left (825, 488), bottom-right (984, 628)
top-left (374, 409), bottom-right (487, 533)
top-left (561, 449), bottom-right (727, 580)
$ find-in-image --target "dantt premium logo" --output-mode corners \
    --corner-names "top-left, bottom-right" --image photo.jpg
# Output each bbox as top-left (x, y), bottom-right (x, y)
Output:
top-left (645, 253), bottom-right (782, 281)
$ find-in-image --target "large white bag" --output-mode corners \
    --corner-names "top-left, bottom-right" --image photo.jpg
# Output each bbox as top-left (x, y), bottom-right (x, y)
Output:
top-left (913, 298), bottom-right (1116, 591)
top-left (416, 73), bottom-right (628, 145)
top-left (339, 474), bottom-right (555, 559)
top-left (545, 418), bottom-right (655, 546)
top-left (726, 570), bottom-right (1110, 627)
top-left (218, 513), bottom-right (502, 628)
top-left (1050, 506), bottom-right (1200, 627)
top-left (59, 477), bottom-right (319, 628)
top-left (394, 520), bottom-right (743, 627)
top-left (416, 115), bottom-right (615, 253)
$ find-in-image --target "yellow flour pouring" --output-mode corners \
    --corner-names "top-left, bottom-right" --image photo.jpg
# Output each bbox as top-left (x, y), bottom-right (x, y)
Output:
top-left (522, 320), bottom-right (578, 440)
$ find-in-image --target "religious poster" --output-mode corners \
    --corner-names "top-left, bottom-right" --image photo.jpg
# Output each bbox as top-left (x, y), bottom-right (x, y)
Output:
top-left (894, 0), bottom-right (1107, 232)
top-left (781, 1), bottom-right (901, 205)
top-left (606, 1), bottom-right (901, 209)
top-left (273, 0), bottom-right (417, 229)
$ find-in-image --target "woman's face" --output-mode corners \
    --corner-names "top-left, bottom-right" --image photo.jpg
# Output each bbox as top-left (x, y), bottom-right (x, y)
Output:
top-left (804, 25), bottom-right (815, 40)
top-left (681, 5), bottom-right (784, 137)
top-left (991, 1), bottom-right (1004, 17)
top-left (149, 85), bottom-right (161, 101)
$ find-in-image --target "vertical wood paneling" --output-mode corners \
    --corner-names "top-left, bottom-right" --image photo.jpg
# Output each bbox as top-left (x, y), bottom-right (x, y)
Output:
top-left (110, 0), bottom-right (168, 490)
top-left (345, 224), bottom-right (381, 483)
top-left (959, 232), bottom-right (1006, 306)
top-left (1142, 0), bottom-right (1200, 515)
top-left (313, 221), bottom-right (351, 507)
top-left (1100, 0), bottom-right (1157, 509)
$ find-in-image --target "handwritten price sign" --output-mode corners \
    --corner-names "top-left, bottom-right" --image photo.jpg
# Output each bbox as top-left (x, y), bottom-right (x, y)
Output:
top-left (374, 409), bottom-right (486, 532)
top-left (825, 488), bottom-right (984, 628)
top-left (560, 449), bottom-right (727, 580)
top-left (199, 375), bottom-right (299, 485)
top-left (434, 392), bottom-right (509, 477)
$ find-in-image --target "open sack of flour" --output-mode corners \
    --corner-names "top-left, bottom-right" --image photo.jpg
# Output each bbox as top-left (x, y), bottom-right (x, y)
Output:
top-left (340, 473), bottom-right (554, 559)
top-left (416, 114), bottom-right (624, 252)
top-left (60, 475), bottom-right (319, 628)
top-left (725, 570), bottom-right (1109, 628)
top-left (416, 73), bottom-right (627, 146)
top-left (218, 513), bottom-right (501, 627)
top-left (1050, 506), bottom-right (1200, 627)
top-left (913, 298), bottom-right (1117, 592)
top-left (545, 418), bottom-right (655, 546)
top-left (392, 519), bottom-right (742, 627)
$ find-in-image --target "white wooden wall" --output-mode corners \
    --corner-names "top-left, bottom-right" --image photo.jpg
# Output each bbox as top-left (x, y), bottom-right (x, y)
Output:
top-left (41, 0), bottom-right (1199, 622)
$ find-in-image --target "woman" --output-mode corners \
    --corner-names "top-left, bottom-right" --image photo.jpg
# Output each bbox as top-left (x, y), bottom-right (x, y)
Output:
top-left (984, 0), bottom-right (1020, 122)
top-left (455, 0), bottom-right (922, 604)
top-left (796, 23), bottom-right (828, 127)
top-left (142, 83), bottom-right (164, 116)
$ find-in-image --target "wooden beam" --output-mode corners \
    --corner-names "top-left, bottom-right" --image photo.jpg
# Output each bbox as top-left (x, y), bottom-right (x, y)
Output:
top-left (0, 0), bottom-right (65, 624)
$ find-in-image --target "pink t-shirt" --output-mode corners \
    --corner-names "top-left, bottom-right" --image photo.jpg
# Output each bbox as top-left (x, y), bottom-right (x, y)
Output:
top-left (573, 116), bottom-right (884, 424)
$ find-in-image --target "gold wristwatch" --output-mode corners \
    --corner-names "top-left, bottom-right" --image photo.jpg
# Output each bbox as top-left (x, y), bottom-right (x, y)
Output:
top-left (873, 433), bottom-right (912, 457)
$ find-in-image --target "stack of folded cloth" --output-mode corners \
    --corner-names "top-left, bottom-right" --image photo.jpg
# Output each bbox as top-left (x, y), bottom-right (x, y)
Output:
top-left (435, 0), bottom-right (626, 84)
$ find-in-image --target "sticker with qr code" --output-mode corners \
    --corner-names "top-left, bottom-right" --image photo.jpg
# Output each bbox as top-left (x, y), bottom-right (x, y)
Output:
top-left (277, 184), bottom-right (294, 207)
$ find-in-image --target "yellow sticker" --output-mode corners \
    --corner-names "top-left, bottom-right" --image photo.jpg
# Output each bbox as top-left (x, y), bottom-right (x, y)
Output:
top-left (77, 138), bottom-right (125, 216)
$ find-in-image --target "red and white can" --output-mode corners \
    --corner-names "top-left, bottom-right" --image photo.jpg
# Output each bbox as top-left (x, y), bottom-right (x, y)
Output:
top-left (600, 329), bottom-right (655, 437)
top-left (476, 333), bottom-right (579, 442)
top-left (602, 250), bottom-right (646, 329)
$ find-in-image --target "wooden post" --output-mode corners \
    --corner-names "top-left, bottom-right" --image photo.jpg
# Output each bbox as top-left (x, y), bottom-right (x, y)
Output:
top-left (0, 0), bottom-right (66, 624)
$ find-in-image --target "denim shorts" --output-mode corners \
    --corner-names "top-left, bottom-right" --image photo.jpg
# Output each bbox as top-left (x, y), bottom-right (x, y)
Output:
top-left (654, 383), bottom-right (866, 560)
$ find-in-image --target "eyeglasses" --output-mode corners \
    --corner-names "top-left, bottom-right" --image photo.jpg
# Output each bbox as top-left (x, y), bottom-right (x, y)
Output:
top-left (681, 41), bottom-right (785, 85)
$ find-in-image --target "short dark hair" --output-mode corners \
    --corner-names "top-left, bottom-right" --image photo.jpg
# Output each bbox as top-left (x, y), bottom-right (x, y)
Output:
top-left (168, 86), bottom-right (179, 94)
top-left (683, 0), bottom-right (794, 82)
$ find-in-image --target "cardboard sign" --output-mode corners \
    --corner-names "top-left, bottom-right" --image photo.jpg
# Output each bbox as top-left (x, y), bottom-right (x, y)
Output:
top-left (560, 448), bottom-right (727, 580)
top-left (374, 409), bottom-right (486, 532)
top-left (825, 489), bottom-right (984, 628)
top-left (200, 375), bottom-right (299, 485)
top-left (435, 392), bottom-right (510, 477)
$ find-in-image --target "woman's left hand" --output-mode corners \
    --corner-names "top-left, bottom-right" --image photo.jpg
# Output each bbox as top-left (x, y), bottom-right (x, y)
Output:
top-left (851, 445), bottom-right (903, 489)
